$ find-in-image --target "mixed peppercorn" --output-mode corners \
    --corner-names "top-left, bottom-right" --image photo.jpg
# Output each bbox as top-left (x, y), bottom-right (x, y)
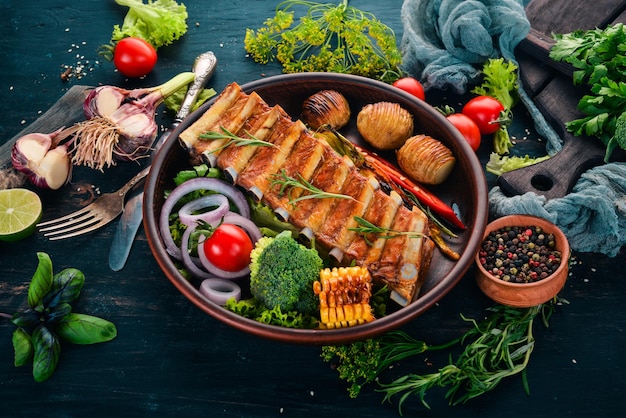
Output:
top-left (478, 225), bottom-right (562, 283)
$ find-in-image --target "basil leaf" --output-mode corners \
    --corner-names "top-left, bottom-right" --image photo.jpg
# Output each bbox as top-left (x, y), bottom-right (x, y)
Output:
top-left (54, 313), bottom-right (117, 345)
top-left (32, 325), bottom-right (60, 382)
top-left (11, 308), bottom-right (42, 328)
top-left (12, 328), bottom-right (33, 367)
top-left (27, 252), bottom-right (53, 309)
top-left (45, 303), bottom-right (73, 325)
top-left (42, 268), bottom-right (85, 308)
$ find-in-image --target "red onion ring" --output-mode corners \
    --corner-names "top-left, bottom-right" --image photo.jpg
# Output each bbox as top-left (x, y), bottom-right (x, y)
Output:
top-left (180, 224), bottom-right (214, 280)
top-left (199, 278), bottom-right (242, 305)
top-left (159, 177), bottom-right (250, 259)
top-left (178, 194), bottom-right (229, 227)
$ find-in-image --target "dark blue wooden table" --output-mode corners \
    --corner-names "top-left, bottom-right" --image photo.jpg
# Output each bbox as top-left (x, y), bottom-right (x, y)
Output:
top-left (1, 1), bottom-right (624, 417)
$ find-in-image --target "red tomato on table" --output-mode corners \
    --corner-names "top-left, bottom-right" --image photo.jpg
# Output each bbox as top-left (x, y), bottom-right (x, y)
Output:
top-left (462, 96), bottom-right (505, 135)
top-left (392, 77), bottom-right (426, 101)
top-left (113, 37), bottom-right (158, 78)
top-left (446, 113), bottom-right (481, 152)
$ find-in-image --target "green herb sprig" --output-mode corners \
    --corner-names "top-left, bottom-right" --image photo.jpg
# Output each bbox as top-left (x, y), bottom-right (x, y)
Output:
top-left (270, 169), bottom-right (356, 205)
top-left (550, 23), bottom-right (626, 161)
top-left (244, 0), bottom-right (403, 82)
top-left (321, 301), bottom-right (560, 413)
top-left (199, 126), bottom-right (277, 154)
top-left (1, 252), bottom-right (117, 382)
top-left (349, 216), bottom-right (423, 244)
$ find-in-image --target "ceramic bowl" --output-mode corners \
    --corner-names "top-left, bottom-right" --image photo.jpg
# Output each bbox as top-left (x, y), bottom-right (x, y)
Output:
top-left (144, 72), bottom-right (489, 344)
top-left (475, 215), bottom-right (570, 308)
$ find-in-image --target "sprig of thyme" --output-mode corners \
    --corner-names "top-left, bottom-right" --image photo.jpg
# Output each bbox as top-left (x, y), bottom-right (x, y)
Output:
top-left (199, 126), bottom-right (277, 154)
top-left (270, 169), bottom-right (356, 205)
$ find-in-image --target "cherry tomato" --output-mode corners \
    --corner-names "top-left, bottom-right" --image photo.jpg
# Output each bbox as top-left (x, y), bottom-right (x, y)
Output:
top-left (461, 96), bottom-right (505, 135)
top-left (202, 224), bottom-right (253, 272)
top-left (113, 37), bottom-right (157, 78)
top-left (392, 77), bottom-right (426, 101)
top-left (446, 113), bottom-right (481, 152)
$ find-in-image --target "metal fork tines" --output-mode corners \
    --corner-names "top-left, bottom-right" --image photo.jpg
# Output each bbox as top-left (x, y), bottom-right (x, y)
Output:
top-left (38, 166), bottom-right (151, 240)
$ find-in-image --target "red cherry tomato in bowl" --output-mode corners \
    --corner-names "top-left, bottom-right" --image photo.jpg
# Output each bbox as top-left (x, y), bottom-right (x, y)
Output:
top-left (113, 37), bottom-right (157, 78)
top-left (461, 96), bottom-right (505, 135)
top-left (392, 77), bottom-right (426, 101)
top-left (446, 113), bottom-right (481, 152)
top-left (202, 224), bottom-right (253, 272)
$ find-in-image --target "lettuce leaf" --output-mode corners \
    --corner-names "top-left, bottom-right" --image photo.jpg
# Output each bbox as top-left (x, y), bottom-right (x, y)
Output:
top-left (111, 0), bottom-right (188, 50)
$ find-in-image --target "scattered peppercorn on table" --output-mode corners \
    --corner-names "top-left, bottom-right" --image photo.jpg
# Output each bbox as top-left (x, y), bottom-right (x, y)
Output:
top-left (1, 1), bottom-right (625, 417)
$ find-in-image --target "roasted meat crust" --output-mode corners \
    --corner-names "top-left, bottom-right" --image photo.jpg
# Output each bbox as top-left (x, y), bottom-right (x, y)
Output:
top-left (179, 82), bottom-right (434, 306)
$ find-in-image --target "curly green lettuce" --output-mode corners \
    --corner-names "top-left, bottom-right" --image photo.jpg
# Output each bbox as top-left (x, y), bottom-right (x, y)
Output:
top-left (110, 0), bottom-right (188, 50)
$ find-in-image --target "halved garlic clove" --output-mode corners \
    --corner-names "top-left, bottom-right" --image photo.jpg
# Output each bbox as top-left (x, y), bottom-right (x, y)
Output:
top-left (11, 131), bottom-right (72, 190)
top-left (356, 102), bottom-right (413, 150)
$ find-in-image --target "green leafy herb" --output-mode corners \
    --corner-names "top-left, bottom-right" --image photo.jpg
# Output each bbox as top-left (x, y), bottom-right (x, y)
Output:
top-left (550, 23), bottom-right (626, 161)
top-left (100, 0), bottom-right (188, 59)
top-left (244, 0), bottom-right (402, 82)
top-left (350, 216), bottom-right (423, 244)
top-left (485, 152), bottom-right (551, 176)
top-left (472, 58), bottom-right (519, 155)
top-left (270, 169), bottom-right (356, 204)
top-left (322, 302), bottom-right (560, 413)
top-left (163, 86), bottom-right (217, 114)
top-left (198, 126), bottom-right (278, 154)
top-left (1, 252), bottom-right (117, 382)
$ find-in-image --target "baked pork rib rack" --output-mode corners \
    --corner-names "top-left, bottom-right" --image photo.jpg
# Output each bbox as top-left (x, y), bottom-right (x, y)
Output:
top-left (178, 82), bottom-right (435, 307)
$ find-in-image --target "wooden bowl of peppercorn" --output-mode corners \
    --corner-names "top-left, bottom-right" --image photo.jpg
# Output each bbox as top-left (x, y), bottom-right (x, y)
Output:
top-left (475, 215), bottom-right (570, 308)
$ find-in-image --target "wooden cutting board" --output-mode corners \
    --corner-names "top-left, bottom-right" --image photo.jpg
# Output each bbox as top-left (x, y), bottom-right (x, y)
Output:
top-left (496, 0), bottom-right (626, 200)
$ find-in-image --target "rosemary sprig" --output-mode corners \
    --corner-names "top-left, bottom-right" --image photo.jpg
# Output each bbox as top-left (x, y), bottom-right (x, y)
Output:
top-left (198, 126), bottom-right (277, 154)
top-left (270, 169), bottom-right (357, 205)
top-left (349, 216), bottom-right (423, 245)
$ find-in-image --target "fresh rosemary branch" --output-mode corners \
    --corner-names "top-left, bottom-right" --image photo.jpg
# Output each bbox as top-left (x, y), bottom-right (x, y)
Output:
top-left (349, 216), bottom-right (423, 244)
top-left (321, 301), bottom-right (561, 413)
top-left (198, 126), bottom-right (276, 154)
top-left (270, 169), bottom-right (356, 205)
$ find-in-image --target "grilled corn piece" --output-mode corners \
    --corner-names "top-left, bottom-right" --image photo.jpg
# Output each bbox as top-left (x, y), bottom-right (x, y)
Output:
top-left (313, 266), bottom-right (374, 329)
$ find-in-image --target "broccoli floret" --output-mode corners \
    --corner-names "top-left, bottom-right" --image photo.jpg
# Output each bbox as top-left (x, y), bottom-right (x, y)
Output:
top-left (249, 230), bottom-right (323, 315)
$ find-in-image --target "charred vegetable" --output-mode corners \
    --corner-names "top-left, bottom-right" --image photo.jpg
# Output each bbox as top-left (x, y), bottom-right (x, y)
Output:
top-left (357, 101), bottom-right (413, 150)
top-left (314, 266), bottom-right (374, 329)
top-left (301, 90), bottom-right (351, 130)
top-left (396, 134), bottom-right (456, 185)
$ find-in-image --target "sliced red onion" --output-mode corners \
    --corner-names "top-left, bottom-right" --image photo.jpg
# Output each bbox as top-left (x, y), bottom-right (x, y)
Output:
top-left (159, 177), bottom-right (250, 259)
top-left (178, 194), bottom-right (229, 227)
top-left (180, 224), bottom-right (214, 280)
top-left (199, 278), bottom-right (242, 306)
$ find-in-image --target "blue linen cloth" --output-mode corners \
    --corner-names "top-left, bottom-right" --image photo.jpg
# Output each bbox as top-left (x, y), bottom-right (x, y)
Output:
top-left (400, 0), bottom-right (625, 256)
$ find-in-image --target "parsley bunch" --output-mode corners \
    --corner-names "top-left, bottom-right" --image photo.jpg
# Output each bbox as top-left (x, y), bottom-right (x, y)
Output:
top-left (244, 0), bottom-right (402, 82)
top-left (550, 23), bottom-right (626, 161)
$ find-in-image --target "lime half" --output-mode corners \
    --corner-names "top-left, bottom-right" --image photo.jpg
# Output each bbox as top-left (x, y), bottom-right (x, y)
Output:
top-left (0, 188), bottom-right (43, 242)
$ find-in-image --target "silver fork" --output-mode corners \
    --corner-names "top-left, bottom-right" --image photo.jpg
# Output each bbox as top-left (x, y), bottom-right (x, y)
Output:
top-left (37, 165), bottom-right (150, 240)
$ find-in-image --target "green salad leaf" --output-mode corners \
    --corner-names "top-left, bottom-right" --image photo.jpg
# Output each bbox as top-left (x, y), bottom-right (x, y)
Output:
top-left (110, 0), bottom-right (188, 50)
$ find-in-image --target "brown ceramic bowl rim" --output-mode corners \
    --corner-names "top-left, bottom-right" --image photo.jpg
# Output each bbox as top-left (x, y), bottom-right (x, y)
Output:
top-left (144, 72), bottom-right (489, 345)
top-left (475, 214), bottom-right (570, 288)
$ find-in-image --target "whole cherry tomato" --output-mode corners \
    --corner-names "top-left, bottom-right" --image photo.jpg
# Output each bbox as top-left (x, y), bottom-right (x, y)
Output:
top-left (113, 37), bottom-right (157, 78)
top-left (392, 77), bottom-right (426, 101)
top-left (462, 96), bottom-right (505, 135)
top-left (202, 224), bottom-right (253, 272)
top-left (446, 113), bottom-right (481, 152)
